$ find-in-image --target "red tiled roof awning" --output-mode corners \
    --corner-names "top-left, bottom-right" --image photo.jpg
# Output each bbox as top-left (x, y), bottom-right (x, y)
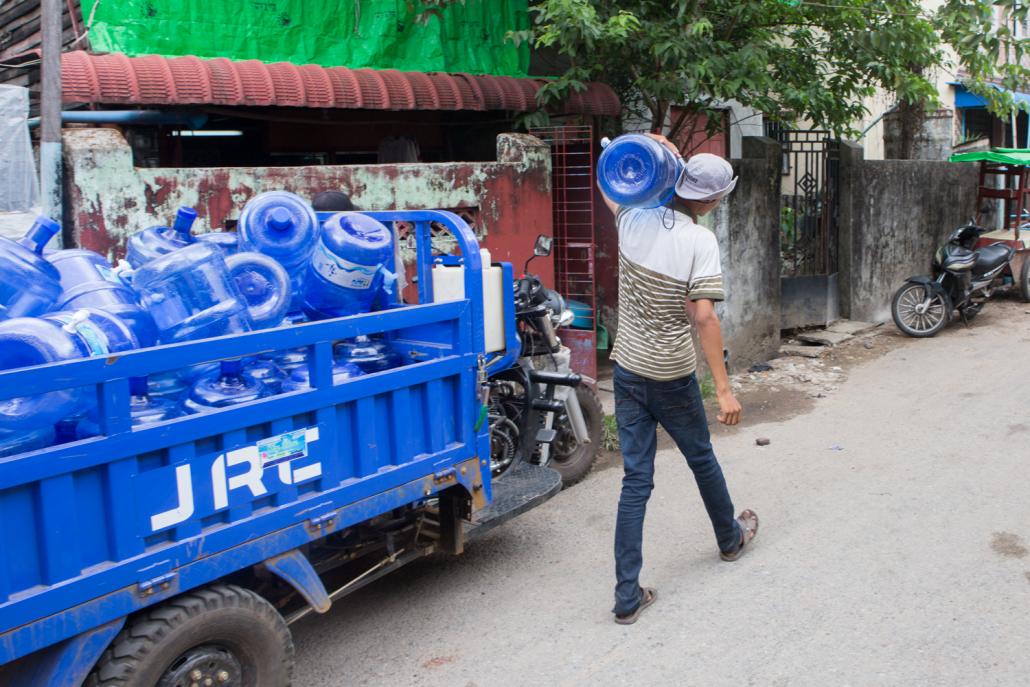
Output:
top-left (61, 51), bottom-right (620, 116)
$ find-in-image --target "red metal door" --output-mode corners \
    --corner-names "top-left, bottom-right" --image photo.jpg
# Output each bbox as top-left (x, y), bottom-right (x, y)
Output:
top-left (530, 125), bottom-right (598, 383)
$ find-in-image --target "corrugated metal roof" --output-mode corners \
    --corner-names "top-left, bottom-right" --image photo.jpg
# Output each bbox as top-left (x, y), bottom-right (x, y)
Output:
top-left (61, 51), bottom-right (620, 116)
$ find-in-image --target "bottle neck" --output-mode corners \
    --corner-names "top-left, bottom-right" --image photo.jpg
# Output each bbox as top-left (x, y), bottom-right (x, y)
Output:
top-left (18, 216), bottom-right (60, 255)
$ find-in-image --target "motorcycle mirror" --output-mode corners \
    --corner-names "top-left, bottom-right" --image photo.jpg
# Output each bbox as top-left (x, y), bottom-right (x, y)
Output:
top-left (524, 234), bottom-right (554, 274)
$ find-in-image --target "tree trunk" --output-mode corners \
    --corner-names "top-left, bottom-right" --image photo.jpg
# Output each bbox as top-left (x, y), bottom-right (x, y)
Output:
top-left (894, 99), bottom-right (925, 160)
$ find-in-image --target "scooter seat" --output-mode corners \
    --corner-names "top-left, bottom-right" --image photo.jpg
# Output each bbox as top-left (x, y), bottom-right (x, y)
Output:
top-left (973, 243), bottom-right (1015, 276)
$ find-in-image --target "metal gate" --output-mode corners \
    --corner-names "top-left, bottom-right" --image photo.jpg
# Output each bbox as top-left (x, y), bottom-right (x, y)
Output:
top-left (529, 125), bottom-right (597, 382)
top-left (764, 124), bottom-right (841, 327)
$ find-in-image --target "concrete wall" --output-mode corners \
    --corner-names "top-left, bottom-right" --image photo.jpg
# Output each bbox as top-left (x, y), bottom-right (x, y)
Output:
top-left (62, 128), bottom-right (555, 288)
top-left (596, 136), bottom-right (782, 370)
top-left (883, 109), bottom-right (955, 161)
top-left (837, 141), bottom-right (980, 323)
top-left (707, 137), bottom-right (782, 367)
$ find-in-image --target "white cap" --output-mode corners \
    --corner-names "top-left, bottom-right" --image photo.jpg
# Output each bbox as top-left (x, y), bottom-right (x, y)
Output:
top-left (674, 153), bottom-right (737, 201)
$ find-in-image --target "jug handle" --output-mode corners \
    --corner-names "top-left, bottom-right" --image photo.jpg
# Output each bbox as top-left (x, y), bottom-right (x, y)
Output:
top-left (226, 252), bottom-right (292, 327)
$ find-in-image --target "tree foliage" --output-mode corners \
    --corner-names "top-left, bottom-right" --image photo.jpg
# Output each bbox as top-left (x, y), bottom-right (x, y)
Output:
top-left (513, 0), bottom-right (1030, 148)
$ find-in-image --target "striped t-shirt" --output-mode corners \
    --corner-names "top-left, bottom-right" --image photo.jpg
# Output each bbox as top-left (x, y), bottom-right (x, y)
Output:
top-left (611, 206), bottom-right (725, 381)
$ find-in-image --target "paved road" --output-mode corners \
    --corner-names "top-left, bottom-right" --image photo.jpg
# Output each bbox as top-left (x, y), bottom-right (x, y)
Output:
top-left (292, 299), bottom-right (1030, 687)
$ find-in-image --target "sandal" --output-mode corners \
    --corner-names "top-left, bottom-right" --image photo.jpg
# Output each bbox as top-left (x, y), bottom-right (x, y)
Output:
top-left (614, 587), bottom-right (657, 625)
top-left (720, 509), bottom-right (759, 562)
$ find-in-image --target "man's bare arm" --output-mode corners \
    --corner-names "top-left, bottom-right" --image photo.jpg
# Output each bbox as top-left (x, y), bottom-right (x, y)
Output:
top-left (688, 298), bottom-right (741, 426)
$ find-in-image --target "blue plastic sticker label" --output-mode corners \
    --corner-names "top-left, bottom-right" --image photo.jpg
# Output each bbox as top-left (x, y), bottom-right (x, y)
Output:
top-left (258, 429), bottom-right (308, 468)
top-left (312, 240), bottom-right (378, 290)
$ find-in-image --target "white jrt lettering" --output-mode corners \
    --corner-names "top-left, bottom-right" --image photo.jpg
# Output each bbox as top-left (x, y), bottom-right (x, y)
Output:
top-left (150, 464), bottom-right (195, 531)
top-left (212, 446), bottom-right (268, 510)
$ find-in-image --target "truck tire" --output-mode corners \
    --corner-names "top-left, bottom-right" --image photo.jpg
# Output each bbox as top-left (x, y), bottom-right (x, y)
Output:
top-left (550, 385), bottom-right (603, 488)
top-left (86, 584), bottom-right (293, 687)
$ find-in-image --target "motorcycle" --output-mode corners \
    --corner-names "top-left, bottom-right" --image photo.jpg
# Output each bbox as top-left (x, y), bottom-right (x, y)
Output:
top-left (891, 222), bottom-right (1017, 338)
top-left (487, 235), bottom-right (602, 487)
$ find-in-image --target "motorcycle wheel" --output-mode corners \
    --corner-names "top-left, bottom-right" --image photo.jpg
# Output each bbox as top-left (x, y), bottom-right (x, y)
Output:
top-left (1020, 257), bottom-right (1030, 303)
top-left (891, 282), bottom-right (951, 338)
top-left (550, 384), bottom-right (603, 488)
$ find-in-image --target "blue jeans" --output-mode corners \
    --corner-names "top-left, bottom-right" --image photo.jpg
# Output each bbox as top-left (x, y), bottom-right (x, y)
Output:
top-left (613, 363), bottom-right (741, 615)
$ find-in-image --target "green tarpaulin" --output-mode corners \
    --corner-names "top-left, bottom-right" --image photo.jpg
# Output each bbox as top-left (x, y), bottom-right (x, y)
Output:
top-left (950, 148), bottom-right (1030, 165)
top-left (86, 0), bottom-right (530, 76)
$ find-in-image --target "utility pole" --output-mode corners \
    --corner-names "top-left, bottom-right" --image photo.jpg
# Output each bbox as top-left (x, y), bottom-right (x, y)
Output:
top-left (40, 0), bottom-right (62, 223)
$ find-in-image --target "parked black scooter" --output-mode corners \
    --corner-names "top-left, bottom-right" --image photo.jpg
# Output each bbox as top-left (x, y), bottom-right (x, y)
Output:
top-left (891, 223), bottom-right (1018, 337)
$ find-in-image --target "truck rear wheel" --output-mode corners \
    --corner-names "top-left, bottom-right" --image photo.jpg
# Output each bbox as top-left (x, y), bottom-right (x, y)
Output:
top-left (86, 584), bottom-right (293, 687)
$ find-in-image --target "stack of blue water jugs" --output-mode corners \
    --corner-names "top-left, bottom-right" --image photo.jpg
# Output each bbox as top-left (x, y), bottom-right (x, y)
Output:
top-left (0, 192), bottom-right (404, 456)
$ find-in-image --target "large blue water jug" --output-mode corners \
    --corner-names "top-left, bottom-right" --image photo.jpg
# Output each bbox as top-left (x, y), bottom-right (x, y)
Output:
top-left (301, 212), bottom-right (394, 320)
top-left (148, 370), bottom-right (188, 400)
top-left (227, 252), bottom-right (292, 329)
top-left (132, 242), bottom-right (256, 343)
top-left (48, 248), bottom-right (159, 348)
top-left (238, 192), bottom-right (318, 275)
top-left (125, 207), bottom-right (198, 268)
top-left (335, 335), bottom-right (404, 373)
top-left (244, 358), bottom-right (288, 394)
top-left (0, 216), bottom-right (62, 319)
top-left (261, 348), bottom-right (308, 375)
top-left (597, 134), bottom-right (683, 208)
top-left (196, 231), bottom-right (239, 256)
top-left (182, 359), bottom-right (270, 413)
top-left (0, 308), bottom-right (139, 429)
top-left (282, 360), bottom-right (363, 392)
top-left (0, 426), bottom-right (55, 457)
top-left (76, 376), bottom-right (182, 438)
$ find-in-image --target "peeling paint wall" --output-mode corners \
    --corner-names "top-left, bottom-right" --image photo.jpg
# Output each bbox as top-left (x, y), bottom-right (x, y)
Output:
top-left (63, 128), bottom-right (554, 286)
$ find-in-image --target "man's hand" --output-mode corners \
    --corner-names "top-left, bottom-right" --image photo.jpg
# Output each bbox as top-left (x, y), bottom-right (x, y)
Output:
top-left (716, 388), bottom-right (742, 426)
top-left (644, 132), bottom-right (682, 157)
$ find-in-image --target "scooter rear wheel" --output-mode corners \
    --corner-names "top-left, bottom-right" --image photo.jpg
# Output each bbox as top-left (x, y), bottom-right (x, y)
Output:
top-left (892, 282), bottom-right (951, 338)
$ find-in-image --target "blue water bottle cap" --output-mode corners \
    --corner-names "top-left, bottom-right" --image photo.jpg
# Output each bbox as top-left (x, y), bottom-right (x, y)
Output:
top-left (129, 376), bottom-right (149, 397)
top-left (268, 207), bottom-right (294, 231)
top-left (172, 207), bottom-right (198, 237)
top-left (20, 216), bottom-right (61, 255)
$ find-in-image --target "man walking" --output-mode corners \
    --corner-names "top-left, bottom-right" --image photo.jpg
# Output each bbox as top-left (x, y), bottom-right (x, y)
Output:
top-left (598, 135), bottom-right (759, 625)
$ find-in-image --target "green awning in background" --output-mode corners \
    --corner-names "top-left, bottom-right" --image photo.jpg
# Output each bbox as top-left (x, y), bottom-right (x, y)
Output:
top-left (950, 148), bottom-right (1030, 165)
top-left (86, 0), bottom-right (530, 76)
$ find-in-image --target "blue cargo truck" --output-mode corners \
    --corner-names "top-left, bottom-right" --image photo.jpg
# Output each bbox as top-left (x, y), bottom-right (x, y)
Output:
top-left (0, 212), bottom-right (561, 686)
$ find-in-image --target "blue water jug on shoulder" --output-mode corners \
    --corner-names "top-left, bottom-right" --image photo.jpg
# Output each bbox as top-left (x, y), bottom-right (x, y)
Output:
top-left (0, 308), bottom-right (139, 429)
top-left (182, 359), bottom-right (270, 413)
top-left (48, 248), bottom-right (159, 348)
top-left (0, 216), bottom-right (62, 319)
top-left (301, 212), bottom-right (394, 320)
top-left (597, 134), bottom-right (683, 209)
top-left (125, 207), bottom-right (198, 267)
top-left (132, 242), bottom-right (259, 343)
